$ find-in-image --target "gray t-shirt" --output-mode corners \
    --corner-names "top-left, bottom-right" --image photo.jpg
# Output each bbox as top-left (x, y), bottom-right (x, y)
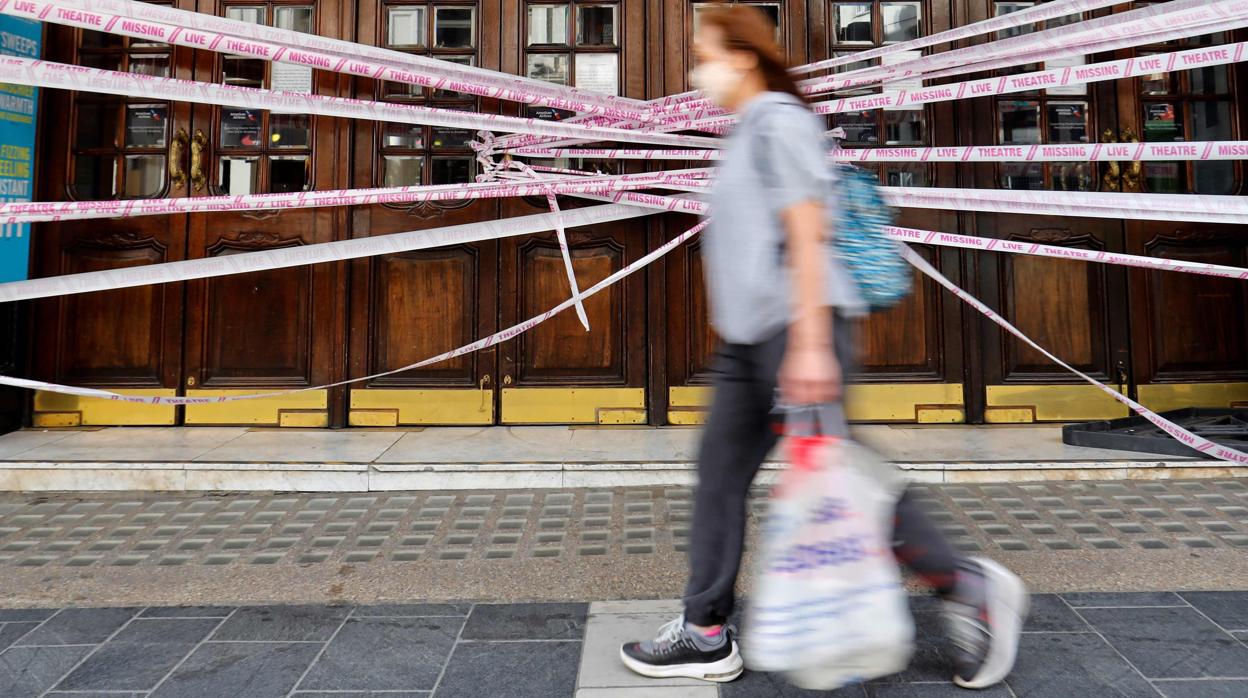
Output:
top-left (704, 91), bottom-right (865, 345)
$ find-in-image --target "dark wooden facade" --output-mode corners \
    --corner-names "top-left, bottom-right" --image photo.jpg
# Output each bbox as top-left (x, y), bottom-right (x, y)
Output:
top-left (22, 0), bottom-right (1248, 428)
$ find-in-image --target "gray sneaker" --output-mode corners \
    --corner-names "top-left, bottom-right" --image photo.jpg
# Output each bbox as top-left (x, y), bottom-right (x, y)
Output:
top-left (942, 557), bottom-right (1029, 689)
top-left (620, 615), bottom-right (744, 682)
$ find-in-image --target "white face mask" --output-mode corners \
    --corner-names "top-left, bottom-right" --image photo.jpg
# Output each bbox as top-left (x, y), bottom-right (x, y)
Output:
top-left (690, 61), bottom-right (743, 106)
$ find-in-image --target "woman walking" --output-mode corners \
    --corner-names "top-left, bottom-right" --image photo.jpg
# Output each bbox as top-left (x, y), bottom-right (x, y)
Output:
top-left (620, 5), bottom-right (1028, 690)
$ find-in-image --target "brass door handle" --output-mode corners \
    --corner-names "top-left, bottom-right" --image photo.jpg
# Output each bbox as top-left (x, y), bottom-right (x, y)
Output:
top-left (190, 129), bottom-right (208, 192)
top-left (1120, 126), bottom-right (1142, 192)
top-left (1100, 128), bottom-right (1121, 191)
top-left (169, 128), bottom-right (188, 190)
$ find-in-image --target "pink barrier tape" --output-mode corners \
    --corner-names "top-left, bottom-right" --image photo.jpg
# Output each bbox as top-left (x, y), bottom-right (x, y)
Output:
top-left (901, 247), bottom-right (1247, 464)
top-left (0, 169), bottom-right (712, 224)
top-left (35, 0), bottom-right (647, 118)
top-left (885, 227), bottom-right (1248, 281)
top-left (578, 188), bottom-right (1248, 280)
top-left (0, 218), bottom-right (707, 406)
top-left (798, 0), bottom-right (1244, 97)
top-left (510, 141), bottom-right (1248, 163)
top-left (0, 57), bottom-right (720, 149)
top-left (0, 203), bottom-right (656, 304)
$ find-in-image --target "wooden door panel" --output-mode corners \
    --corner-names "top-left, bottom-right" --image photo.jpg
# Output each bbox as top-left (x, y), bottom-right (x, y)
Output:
top-left (975, 216), bottom-right (1130, 423)
top-left (371, 247), bottom-right (483, 384)
top-left (1129, 230), bottom-right (1248, 412)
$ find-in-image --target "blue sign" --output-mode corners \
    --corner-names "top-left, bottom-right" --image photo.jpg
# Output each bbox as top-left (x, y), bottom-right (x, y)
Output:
top-left (0, 17), bottom-right (40, 283)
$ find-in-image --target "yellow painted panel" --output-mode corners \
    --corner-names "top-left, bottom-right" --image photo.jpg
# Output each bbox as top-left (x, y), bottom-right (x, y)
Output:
top-left (668, 384), bottom-right (965, 423)
top-left (501, 387), bottom-right (645, 424)
top-left (986, 384), bottom-right (1128, 422)
top-left (349, 389), bottom-right (493, 425)
top-left (845, 383), bottom-right (965, 422)
top-left (598, 408), bottom-right (647, 425)
top-left (185, 389), bottom-right (327, 426)
top-left (985, 407), bottom-right (1036, 424)
top-left (1138, 382), bottom-right (1248, 413)
top-left (33, 389), bottom-right (177, 427)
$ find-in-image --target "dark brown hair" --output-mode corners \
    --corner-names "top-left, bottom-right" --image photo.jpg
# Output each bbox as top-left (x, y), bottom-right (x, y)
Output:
top-left (697, 3), bottom-right (806, 104)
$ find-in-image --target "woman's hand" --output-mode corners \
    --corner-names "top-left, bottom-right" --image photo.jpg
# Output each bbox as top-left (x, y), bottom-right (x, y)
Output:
top-left (779, 344), bottom-right (842, 405)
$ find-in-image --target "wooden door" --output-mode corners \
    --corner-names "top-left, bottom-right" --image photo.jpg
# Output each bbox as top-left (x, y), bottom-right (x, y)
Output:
top-left (664, 0), bottom-right (968, 425)
top-left (346, 0), bottom-right (504, 427)
top-left (963, 0), bottom-right (1133, 424)
top-left (179, 0), bottom-right (350, 427)
top-left (30, 6), bottom-right (196, 427)
top-left (1116, 18), bottom-right (1248, 413)
top-left (492, 0), bottom-right (652, 424)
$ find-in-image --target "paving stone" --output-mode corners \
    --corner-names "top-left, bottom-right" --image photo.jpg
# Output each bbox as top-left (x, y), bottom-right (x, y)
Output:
top-left (1061, 592), bottom-right (1184, 608)
top-left (1180, 592), bottom-right (1248, 631)
top-left (869, 613), bottom-right (951, 684)
top-left (0, 646), bottom-right (93, 696)
top-left (211, 605), bottom-right (350, 642)
top-left (437, 639), bottom-right (580, 698)
top-left (720, 669), bottom-right (866, 696)
top-left (865, 683), bottom-right (1006, 697)
top-left (461, 603), bottom-right (586, 641)
top-left (0, 622), bottom-right (40, 650)
top-left (1151, 680), bottom-right (1248, 698)
top-left (1079, 607), bottom-right (1248, 679)
top-left (1005, 632), bottom-right (1162, 697)
top-left (298, 617), bottom-right (462, 691)
top-left (151, 641), bottom-right (322, 698)
top-left (54, 618), bottom-right (219, 692)
top-left (140, 607), bottom-right (233, 618)
top-left (17, 607), bottom-right (138, 646)
top-left (354, 604), bottom-right (470, 617)
top-left (1023, 595), bottom-right (1091, 633)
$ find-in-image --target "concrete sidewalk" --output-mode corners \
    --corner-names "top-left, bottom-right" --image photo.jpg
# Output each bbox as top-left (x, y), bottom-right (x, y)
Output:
top-left (0, 425), bottom-right (1223, 492)
top-left (1, 593), bottom-right (1246, 697)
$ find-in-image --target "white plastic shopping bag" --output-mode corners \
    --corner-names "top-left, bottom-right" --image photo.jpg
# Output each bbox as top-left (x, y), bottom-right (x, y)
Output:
top-left (743, 408), bottom-right (914, 690)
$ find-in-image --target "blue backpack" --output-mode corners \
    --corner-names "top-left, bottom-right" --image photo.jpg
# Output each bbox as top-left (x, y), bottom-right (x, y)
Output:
top-left (752, 103), bottom-right (912, 310)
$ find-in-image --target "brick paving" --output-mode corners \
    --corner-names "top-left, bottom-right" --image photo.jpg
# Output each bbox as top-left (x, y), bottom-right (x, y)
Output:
top-left (0, 593), bottom-right (1245, 696)
top-left (0, 479), bottom-right (1245, 569)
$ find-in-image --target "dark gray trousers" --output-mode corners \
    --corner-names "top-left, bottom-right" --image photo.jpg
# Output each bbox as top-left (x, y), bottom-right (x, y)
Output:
top-left (682, 320), bottom-right (961, 626)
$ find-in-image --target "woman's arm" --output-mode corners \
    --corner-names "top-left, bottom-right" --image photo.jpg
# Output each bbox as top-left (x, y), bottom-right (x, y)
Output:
top-left (779, 199), bottom-right (841, 405)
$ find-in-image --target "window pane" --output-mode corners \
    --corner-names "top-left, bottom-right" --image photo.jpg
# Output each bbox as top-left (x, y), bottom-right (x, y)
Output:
top-left (220, 108), bottom-right (264, 147)
top-left (1139, 53), bottom-right (1171, 95)
top-left (1000, 162), bottom-right (1043, 189)
top-left (575, 53), bottom-right (619, 95)
top-left (757, 4), bottom-right (781, 38)
top-left (384, 80), bottom-right (424, 100)
top-left (384, 122), bottom-right (424, 149)
top-left (269, 113), bottom-right (311, 148)
top-left (431, 157), bottom-right (473, 184)
top-left (1190, 65), bottom-right (1229, 95)
top-left (125, 104), bottom-right (168, 148)
top-left (833, 3), bottom-right (873, 44)
top-left (270, 156), bottom-right (310, 193)
top-left (274, 6), bottom-right (313, 33)
top-left (832, 110), bottom-right (878, 146)
top-left (576, 5), bottom-right (616, 46)
top-left (994, 2), bottom-right (1035, 40)
top-left (884, 163), bottom-right (927, 187)
top-left (1193, 161), bottom-right (1234, 195)
top-left (528, 5), bottom-right (569, 45)
top-left (81, 52), bottom-right (123, 72)
top-left (388, 7), bottom-right (427, 48)
top-left (384, 156), bottom-right (423, 186)
top-left (73, 154), bottom-right (117, 199)
top-left (76, 102), bottom-right (121, 149)
top-left (526, 54), bottom-right (570, 85)
top-left (128, 55), bottom-right (170, 77)
top-left (432, 122), bottom-right (473, 149)
top-left (1144, 162), bottom-right (1183, 193)
top-left (1192, 100), bottom-right (1232, 141)
top-left (81, 29), bottom-right (124, 48)
top-left (225, 5), bottom-right (265, 25)
top-left (435, 7), bottom-right (475, 48)
top-left (1143, 102), bottom-right (1183, 142)
top-left (1049, 162), bottom-right (1094, 192)
top-left (223, 56), bottom-right (266, 87)
top-left (123, 154), bottom-right (165, 198)
top-left (1047, 102), bottom-right (1088, 144)
top-left (882, 2), bottom-right (921, 43)
top-left (999, 101), bottom-right (1040, 144)
top-left (884, 110), bottom-right (923, 145)
top-left (219, 156), bottom-right (261, 195)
